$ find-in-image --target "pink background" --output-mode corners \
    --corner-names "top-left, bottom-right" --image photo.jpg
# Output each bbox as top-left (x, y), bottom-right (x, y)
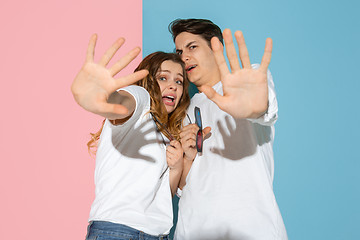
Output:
top-left (0, 0), bottom-right (142, 239)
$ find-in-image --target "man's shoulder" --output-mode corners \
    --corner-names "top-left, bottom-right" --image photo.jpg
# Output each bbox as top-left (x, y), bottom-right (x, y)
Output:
top-left (188, 93), bottom-right (210, 111)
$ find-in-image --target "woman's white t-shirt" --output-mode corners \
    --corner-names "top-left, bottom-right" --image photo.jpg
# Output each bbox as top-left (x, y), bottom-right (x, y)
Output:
top-left (88, 85), bottom-right (173, 235)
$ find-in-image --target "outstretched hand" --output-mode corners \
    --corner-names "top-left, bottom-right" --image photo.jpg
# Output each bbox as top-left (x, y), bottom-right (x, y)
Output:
top-left (198, 29), bottom-right (272, 119)
top-left (71, 34), bottom-right (148, 120)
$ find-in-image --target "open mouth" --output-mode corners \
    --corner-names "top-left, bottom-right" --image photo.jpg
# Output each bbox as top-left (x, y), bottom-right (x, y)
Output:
top-left (162, 95), bottom-right (176, 106)
top-left (162, 95), bottom-right (175, 102)
top-left (186, 65), bottom-right (197, 72)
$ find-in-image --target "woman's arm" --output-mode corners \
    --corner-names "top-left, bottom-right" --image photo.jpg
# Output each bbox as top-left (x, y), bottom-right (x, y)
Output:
top-left (179, 125), bottom-right (211, 189)
top-left (166, 140), bottom-right (184, 197)
top-left (107, 90), bottom-right (136, 125)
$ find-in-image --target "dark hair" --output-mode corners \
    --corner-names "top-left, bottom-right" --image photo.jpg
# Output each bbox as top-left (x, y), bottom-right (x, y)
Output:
top-left (169, 18), bottom-right (223, 47)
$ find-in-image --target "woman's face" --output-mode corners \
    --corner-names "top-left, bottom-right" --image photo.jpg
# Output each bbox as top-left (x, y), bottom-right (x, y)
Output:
top-left (156, 60), bottom-right (184, 114)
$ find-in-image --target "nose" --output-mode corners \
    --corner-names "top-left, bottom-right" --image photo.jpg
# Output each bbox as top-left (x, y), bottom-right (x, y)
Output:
top-left (168, 81), bottom-right (177, 90)
top-left (181, 51), bottom-right (190, 62)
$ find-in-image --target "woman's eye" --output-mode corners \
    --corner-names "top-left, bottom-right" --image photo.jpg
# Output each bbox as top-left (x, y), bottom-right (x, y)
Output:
top-left (159, 77), bottom-right (166, 81)
top-left (176, 80), bottom-right (183, 85)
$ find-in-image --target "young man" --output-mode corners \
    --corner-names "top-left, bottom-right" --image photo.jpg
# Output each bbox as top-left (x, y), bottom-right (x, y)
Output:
top-left (170, 19), bottom-right (288, 239)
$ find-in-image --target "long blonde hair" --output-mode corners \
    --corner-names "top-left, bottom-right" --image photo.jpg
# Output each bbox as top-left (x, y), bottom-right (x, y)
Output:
top-left (87, 52), bottom-right (190, 154)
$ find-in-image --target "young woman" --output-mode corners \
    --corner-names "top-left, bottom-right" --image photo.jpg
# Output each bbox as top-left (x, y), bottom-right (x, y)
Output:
top-left (71, 35), bottom-right (190, 240)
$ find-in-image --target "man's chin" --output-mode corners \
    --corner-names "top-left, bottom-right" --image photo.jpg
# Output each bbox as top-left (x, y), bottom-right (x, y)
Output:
top-left (188, 75), bottom-right (199, 84)
top-left (189, 78), bottom-right (201, 87)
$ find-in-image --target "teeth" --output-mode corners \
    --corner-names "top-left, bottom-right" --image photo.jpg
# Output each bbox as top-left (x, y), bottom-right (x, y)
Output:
top-left (163, 96), bottom-right (175, 101)
top-left (187, 65), bottom-right (196, 71)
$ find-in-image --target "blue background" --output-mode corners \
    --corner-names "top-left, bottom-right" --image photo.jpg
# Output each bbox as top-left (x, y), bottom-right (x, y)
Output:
top-left (143, 0), bottom-right (360, 239)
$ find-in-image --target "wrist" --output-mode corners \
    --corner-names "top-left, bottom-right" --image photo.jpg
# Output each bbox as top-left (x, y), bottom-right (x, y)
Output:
top-left (169, 165), bottom-right (183, 173)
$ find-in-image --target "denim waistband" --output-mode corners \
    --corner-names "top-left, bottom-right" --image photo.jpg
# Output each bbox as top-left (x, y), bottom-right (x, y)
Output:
top-left (88, 221), bottom-right (169, 240)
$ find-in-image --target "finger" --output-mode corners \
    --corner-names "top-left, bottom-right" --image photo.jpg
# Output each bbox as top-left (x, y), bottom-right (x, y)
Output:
top-left (166, 146), bottom-right (178, 157)
top-left (180, 125), bottom-right (199, 139)
top-left (166, 145), bottom-right (175, 153)
top-left (180, 134), bottom-right (197, 145)
top-left (259, 38), bottom-right (273, 73)
top-left (181, 133), bottom-right (196, 143)
top-left (99, 38), bottom-right (125, 67)
top-left (170, 140), bottom-right (182, 149)
top-left (223, 29), bottom-right (241, 72)
top-left (234, 31), bottom-right (251, 69)
top-left (113, 69), bottom-right (149, 92)
top-left (181, 135), bottom-right (196, 147)
top-left (183, 139), bottom-right (196, 149)
top-left (198, 85), bottom-right (224, 107)
top-left (86, 34), bottom-right (97, 63)
top-left (166, 151), bottom-right (174, 161)
top-left (109, 47), bottom-right (142, 76)
top-left (211, 37), bottom-right (229, 77)
top-left (202, 126), bottom-right (211, 138)
top-left (181, 124), bottom-right (199, 134)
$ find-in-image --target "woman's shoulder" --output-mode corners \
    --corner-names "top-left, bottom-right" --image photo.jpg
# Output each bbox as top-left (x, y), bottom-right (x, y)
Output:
top-left (119, 85), bottom-right (150, 107)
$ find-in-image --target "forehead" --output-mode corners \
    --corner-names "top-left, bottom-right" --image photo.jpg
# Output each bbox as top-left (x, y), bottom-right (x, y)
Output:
top-left (159, 60), bottom-right (183, 74)
top-left (174, 32), bottom-right (207, 49)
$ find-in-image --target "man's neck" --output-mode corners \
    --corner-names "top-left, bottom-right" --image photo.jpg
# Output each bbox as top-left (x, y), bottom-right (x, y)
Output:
top-left (195, 69), bottom-right (221, 89)
top-left (195, 78), bottom-right (220, 89)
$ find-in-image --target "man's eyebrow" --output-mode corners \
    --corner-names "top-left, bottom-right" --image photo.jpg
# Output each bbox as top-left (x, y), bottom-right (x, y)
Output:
top-left (185, 41), bottom-right (196, 48)
top-left (176, 41), bottom-right (197, 53)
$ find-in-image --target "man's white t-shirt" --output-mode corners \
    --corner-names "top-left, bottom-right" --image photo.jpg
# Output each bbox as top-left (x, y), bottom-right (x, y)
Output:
top-left (88, 85), bottom-right (173, 236)
top-left (174, 65), bottom-right (288, 240)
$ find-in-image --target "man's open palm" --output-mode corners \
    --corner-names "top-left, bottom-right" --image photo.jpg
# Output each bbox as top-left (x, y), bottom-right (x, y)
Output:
top-left (199, 29), bottom-right (272, 119)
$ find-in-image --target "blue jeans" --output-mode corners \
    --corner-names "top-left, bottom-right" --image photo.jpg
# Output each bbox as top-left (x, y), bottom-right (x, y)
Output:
top-left (85, 221), bottom-right (169, 240)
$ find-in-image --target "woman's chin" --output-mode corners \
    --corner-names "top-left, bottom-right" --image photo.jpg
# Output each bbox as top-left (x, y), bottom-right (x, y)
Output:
top-left (165, 105), bottom-right (175, 114)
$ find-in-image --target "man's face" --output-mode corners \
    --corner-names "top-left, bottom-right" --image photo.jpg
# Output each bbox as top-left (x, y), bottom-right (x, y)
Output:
top-left (175, 32), bottom-right (220, 87)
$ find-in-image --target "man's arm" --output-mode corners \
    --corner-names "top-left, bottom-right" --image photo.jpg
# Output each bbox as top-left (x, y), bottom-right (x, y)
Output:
top-left (247, 64), bottom-right (278, 126)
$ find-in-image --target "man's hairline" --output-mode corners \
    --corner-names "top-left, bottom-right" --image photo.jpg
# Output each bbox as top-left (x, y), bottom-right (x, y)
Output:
top-left (173, 31), bottom-right (215, 50)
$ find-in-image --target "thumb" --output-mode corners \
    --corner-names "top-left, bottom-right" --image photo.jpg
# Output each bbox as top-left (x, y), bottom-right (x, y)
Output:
top-left (198, 85), bottom-right (222, 107)
top-left (114, 69), bottom-right (149, 92)
top-left (202, 126), bottom-right (211, 139)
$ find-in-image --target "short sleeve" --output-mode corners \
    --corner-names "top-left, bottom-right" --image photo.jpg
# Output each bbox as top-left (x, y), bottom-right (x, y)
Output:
top-left (107, 85), bottom-right (151, 129)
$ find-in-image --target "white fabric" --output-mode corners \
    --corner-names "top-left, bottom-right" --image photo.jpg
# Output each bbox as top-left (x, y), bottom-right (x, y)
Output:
top-left (88, 85), bottom-right (173, 236)
top-left (174, 65), bottom-right (288, 240)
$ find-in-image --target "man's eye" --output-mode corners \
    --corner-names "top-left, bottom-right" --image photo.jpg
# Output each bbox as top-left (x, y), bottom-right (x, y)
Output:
top-left (189, 45), bottom-right (196, 50)
top-left (176, 51), bottom-right (182, 55)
